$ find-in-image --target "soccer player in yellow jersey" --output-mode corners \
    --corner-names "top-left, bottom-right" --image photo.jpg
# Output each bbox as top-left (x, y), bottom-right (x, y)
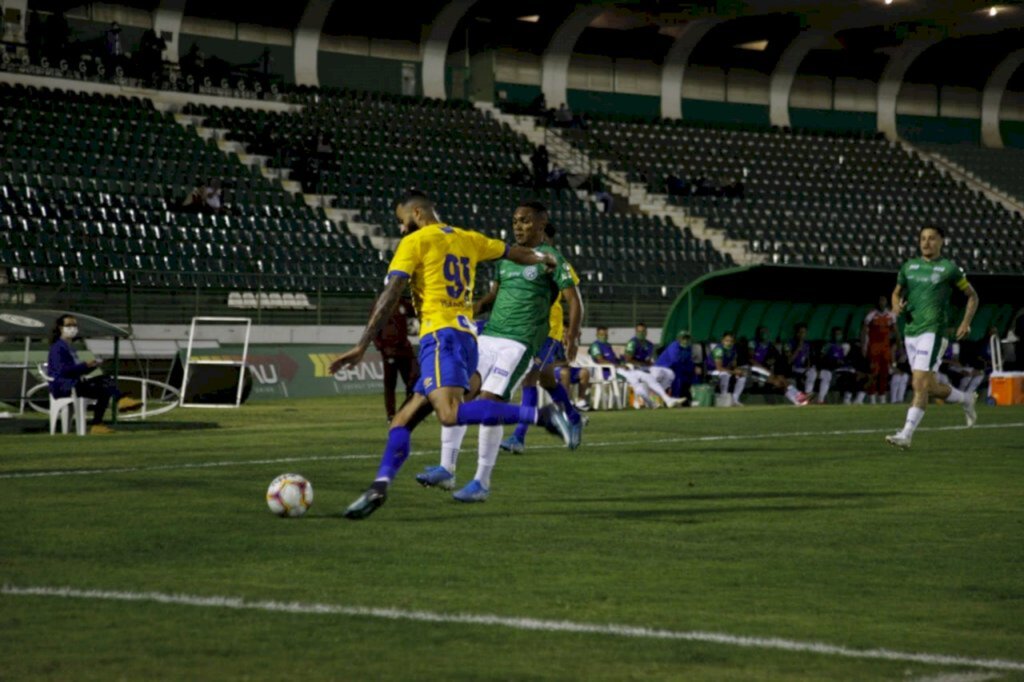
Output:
top-left (330, 192), bottom-right (572, 519)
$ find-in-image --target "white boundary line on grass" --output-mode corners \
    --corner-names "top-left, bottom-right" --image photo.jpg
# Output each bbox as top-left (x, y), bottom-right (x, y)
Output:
top-left (2, 421), bottom-right (1022, 480)
top-left (3, 584), bottom-right (1023, 672)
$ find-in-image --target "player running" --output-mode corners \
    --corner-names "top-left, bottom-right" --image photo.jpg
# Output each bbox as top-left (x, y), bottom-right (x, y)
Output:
top-left (330, 192), bottom-right (573, 519)
top-left (414, 201), bottom-right (582, 501)
top-left (885, 225), bottom-right (979, 450)
top-left (500, 220), bottom-right (587, 455)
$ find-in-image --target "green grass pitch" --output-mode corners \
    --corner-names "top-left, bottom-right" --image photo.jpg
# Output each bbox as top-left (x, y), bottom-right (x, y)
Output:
top-left (2, 397), bottom-right (1022, 681)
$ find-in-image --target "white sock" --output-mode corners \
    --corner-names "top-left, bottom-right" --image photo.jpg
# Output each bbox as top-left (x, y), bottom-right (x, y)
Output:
top-left (804, 369), bottom-right (817, 395)
top-left (901, 406), bottom-right (925, 437)
top-left (855, 391), bottom-right (866, 404)
top-left (944, 387), bottom-right (966, 404)
top-left (966, 375), bottom-right (984, 394)
top-left (843, 391), bottom-right (852, 405)
top-left (784, 385), bottom-right (800, 404)
top-left (441, 424), bottom-right (467, 472)
top-left (732, 376), bottom-right (747, 401)
top-left (869, 394), bottom-right (877, 404)
top-left (474, 425), bottom-right (503, 489)
top-left (818, 370), bottom-right (832, 402)
top-left (880, 394), bottom-right (888, 404)
top-left (958, 376), bottom-right (970, 392)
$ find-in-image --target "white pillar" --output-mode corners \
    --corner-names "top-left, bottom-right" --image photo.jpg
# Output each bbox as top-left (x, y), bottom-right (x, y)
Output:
top-left (877, 39), bottom-right (937, 141)
top-left (769, 29), bottom-right (828, 128)
top-left (294, 0), bottom-right (333, 87)
top-left (541, 5), bottom-right (605, 109)
top-left (421, 0), bottom-right (480, 100)
top-left (660, 19), bottom-right (721, 120)
top-left (981, 49), bottom-right (1024, 149)
top-left (154, 0), bottom-right (187, 63)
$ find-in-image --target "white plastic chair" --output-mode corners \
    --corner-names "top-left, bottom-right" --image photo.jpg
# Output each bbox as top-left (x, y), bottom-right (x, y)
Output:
top-left (575, 352), bottom-right (626, 410)
top-left (38, 363), bottom-right (94, 436)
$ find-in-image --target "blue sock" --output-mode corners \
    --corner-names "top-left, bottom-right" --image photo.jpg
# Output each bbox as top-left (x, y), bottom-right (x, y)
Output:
top-left (457, 400), bottom-right (536, 426)
top-left (513, 387), bottom-right (538, 441)
top-left (374, 426), bottom-right (410, 482)
top-left (548, 384), bottom-right (581, 425)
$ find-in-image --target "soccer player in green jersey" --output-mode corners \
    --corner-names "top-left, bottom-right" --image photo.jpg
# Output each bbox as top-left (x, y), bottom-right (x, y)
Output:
top-left (885, 225), bottom-right (980, 450)
top-left (415, 201), bottom-right (581, 501)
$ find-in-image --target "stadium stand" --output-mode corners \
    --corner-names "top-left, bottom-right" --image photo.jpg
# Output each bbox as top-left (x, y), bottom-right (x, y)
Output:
top-left (185, 88), bottom-right (734, 299)
top-left (0, 82), bottom-right (386, 293)
top-left (920, 143), bottom-right (1024, 206)
top-left (566, 118), bottom-right (1024, 274)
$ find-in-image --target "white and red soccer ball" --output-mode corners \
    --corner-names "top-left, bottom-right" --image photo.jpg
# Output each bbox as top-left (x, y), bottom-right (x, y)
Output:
top-left (266, 474), bottom-right (313, 517)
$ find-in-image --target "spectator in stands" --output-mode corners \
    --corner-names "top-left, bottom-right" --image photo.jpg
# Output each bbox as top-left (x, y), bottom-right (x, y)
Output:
top-left (42, 10), bottom-right (69, 64)
top-left (531, 145), bottom-right (549, 190)
top-left (180, 43), bottom-right (206, 91)
top-left (862, 295), bottom-right (897, 404)
top-left (526, 92), bottom-right (547, 117)
top-left (705, 331), bottom-right (746, 406)
top-left (47, 314), bottom-right (139, 434)
top-left (553, 103), bottom-right (573, 128)
top-left (372, 293), bottom-right (420, 423)
top-left (137, 29), bottom-right (166, 88)
top-left (785, 322), bottom-right (817, 397)
top-left (104, 22), bottom-right (123, 70)
top-left (181, 179), bottom-right (222, 214)
top-left (547, 167), bottom-right (571, 196)
top-left (26, 11), bottom-right (44, 65)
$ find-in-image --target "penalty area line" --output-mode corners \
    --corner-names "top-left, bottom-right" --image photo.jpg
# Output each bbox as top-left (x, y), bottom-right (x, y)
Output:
top-left (2, 421), bottom-right (1022, 480)
top-left (2, 584), bottom-right (1023, 672)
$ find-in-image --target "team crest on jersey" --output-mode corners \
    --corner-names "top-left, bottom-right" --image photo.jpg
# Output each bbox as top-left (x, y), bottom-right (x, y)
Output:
top-left (523, 265), bottom-right (539, 281)
top-left (930, 272), bottom-right (941, 284)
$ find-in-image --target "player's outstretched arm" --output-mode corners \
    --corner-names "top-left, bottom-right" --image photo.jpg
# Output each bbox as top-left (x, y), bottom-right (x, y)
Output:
top-left (507, 245), bottom-right (557, 271)
top-left (956, 284), bottom-right (980, 340)
top-left (330, 276), bottom-right (406, 373)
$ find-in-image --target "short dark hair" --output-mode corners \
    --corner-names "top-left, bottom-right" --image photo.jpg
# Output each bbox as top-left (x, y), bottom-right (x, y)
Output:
top-left (596, 325), bottom-right (608, 332)
top-left (518, 200), bottom-right (547, 214)
top-left (397, 189), bottom-right (431, 209)
top-left (722, 330), bottom-right (734, 338)
top-left (636, 321), bottom-right (647, 328)
top-left (920, 224), bottom-right (945, 239)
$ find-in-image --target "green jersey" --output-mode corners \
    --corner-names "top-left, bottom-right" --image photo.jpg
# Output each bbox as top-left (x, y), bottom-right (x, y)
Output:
top-left (484, 244), bottom-right (576, 353)
top-left (896, 257), bottom-right (969, 337)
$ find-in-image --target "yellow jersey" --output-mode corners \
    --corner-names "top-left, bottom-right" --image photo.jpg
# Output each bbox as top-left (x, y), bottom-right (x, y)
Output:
top-left (547, 262), bottom-right (580, 342)
top-left (387, 223), bottom-right (507, 337)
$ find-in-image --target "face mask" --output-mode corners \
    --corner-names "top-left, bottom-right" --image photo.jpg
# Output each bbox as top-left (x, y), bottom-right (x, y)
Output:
top-left (636, 331), bottom-right (646, 341)
top-left (62, 326), bottom-right (79, 339)
top-left (597, 333), bottom-right (608, 342)
top-left (723, 340), bottom-right (733, 349)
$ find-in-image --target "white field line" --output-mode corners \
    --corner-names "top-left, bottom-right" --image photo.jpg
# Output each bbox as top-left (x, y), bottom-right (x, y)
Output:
top-left (3, 584), bottom-right (1023, 673)
top-left (2, 421), bottom-right (1022, 481)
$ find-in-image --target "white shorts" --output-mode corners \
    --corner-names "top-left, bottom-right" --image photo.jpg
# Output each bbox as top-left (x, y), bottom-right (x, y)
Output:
top-left (647, 366), bottom-right (675, 390)
top-left (905, 332), bottom-right (948, 373)
top-left (476, 335), bottom-right (529, 399)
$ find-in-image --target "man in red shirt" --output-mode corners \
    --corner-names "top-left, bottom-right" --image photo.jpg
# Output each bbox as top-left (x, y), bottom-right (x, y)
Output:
top-left (861, 295), bottom-right (898, 404)
top-left (372, 293), bottom-right (420, 422)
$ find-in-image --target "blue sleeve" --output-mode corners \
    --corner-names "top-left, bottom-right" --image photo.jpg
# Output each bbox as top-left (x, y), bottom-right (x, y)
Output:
top-left (48, 342), bottom-right (88, 381)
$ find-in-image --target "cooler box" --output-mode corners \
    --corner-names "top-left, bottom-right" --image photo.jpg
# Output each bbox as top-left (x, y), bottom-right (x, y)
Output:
top-left (990, 372), bottom-right (1024, 406)
top-left (691, 383), bottom-right (714, 408)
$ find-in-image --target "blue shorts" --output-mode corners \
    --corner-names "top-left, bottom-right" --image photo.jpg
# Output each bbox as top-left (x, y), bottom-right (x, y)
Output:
top-left (533, 337), bottom-right (566, 368)
top-left (414, 328), bottom-right (479, 396)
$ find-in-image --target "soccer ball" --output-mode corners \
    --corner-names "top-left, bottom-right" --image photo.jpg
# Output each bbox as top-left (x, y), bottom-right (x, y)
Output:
top-left (266, 474), bottom-right (313, 517)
